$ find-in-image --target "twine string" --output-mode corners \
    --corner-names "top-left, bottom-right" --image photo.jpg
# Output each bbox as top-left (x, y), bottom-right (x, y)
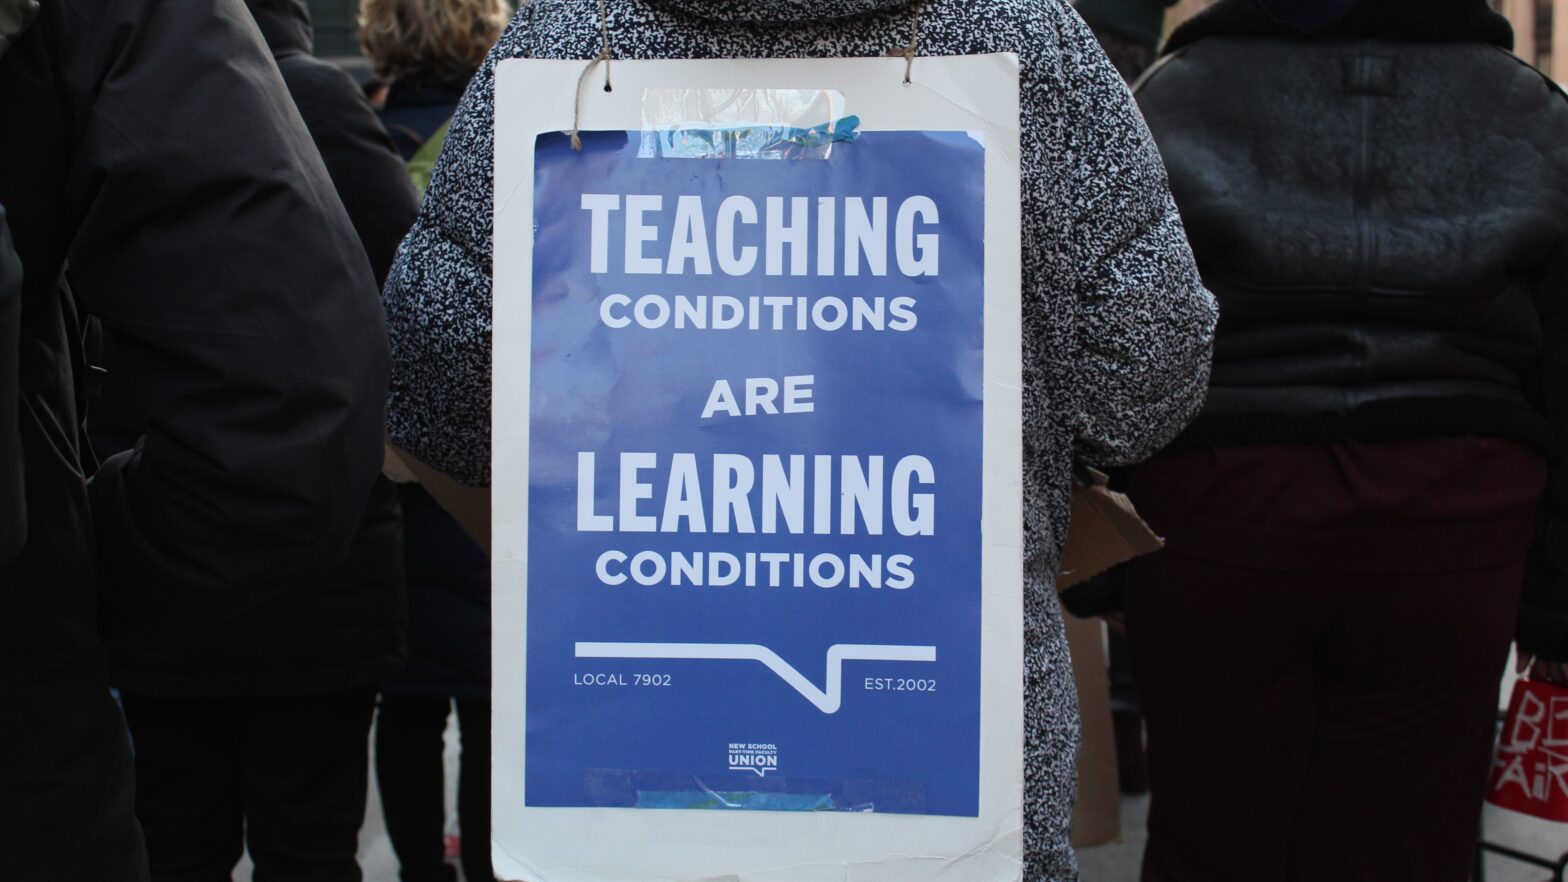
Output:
top-left (890, 1), bottom-right (926, 85)
top-left (575, 0), bottom-right (922, 150)
top-left (570, 0), bottom-right (613, 151)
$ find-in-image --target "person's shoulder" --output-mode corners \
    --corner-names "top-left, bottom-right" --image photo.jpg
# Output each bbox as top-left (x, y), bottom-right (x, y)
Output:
top-left (1473, 44), bottom-right (1568, 109)
top-left (277, 53), bottom-right (373, 113)
top-left (1131, 36), bottom-right (1227, 101)
top-left (941, 0), bottom-right (1075, 27)
top-left (927, 0), bottom-right (1075, 54)
top-left (1467, 46), bottom-right (1568, 166)
top-left (478, 3), bottom-right (542, 64)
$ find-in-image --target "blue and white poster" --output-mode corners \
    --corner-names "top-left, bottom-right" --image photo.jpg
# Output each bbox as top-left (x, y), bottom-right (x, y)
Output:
top-left (491, 56), bottom-right (1022, 882)
top-left (525, 127), bottom-right (984, 816)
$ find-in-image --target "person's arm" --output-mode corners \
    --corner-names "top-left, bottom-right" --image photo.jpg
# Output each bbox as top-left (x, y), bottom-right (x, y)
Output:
top-left (381, 8), bottom-right (530, 491)
top-left (1518, 68), bottom-right (1568, 668)
top-left (389, 443), bottom-right (490, 554)
top-left (0, 205), bottom-right (23, 566)
top-left (287, 60), bottom-right (420, 287)
top-left (1522, 241), bottom-right (1568, 668)
top-left (1044, 10), bottom-right (1217, 468)
top-left (57, 0), bottom-right (389, 604)
top-left (1521, 237), bottom-right (1568, 668)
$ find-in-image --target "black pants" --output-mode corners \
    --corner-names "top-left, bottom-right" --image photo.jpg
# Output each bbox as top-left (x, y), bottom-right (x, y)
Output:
top-left (1127, 555), bottom-right (1523, 882)
top-left (1123, 439), bottom-right (1544, 882)
top-left (1, 677), bottom-right (148, 882)
top-left (120, 685), bottom-right (378, 882)
top-left (375, 696), bottom-right (493, 882)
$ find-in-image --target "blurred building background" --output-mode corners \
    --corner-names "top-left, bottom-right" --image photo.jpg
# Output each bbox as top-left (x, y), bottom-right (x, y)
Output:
top-left (302, 0), bottom-right (1567, 87)
top-left (305, 0), bottom-right (361, 57)
top-left (1496, 0), bottom-right (1568, 82)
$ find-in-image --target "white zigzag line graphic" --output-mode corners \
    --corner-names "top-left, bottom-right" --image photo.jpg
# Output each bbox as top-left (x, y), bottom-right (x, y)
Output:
top-left (574, 642), bottom-right (937, 714)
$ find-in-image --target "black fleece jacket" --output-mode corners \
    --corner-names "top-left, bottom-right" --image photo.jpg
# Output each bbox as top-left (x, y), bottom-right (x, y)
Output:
top-left (1136, 0), bottom-right (1568, 659)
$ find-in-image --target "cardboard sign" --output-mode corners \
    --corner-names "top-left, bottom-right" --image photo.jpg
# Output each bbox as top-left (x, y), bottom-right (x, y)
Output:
top-left (490, 56), bottom-right (1022, 881)
top-left (1058, 471), bottom-right (1164, 592)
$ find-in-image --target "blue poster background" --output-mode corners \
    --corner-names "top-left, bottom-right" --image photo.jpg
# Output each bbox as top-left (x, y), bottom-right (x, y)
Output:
top-left (525, 130), bottom-right (985, 817)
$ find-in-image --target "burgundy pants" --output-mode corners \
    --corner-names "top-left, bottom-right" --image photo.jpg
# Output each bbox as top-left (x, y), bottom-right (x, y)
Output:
top-left (1123, 437), bottom-right (1545, 882)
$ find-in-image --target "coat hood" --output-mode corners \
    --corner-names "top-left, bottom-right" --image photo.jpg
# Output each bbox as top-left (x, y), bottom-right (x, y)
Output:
top-left (647, 0), bottom-right (916, 23)
top-left (1165, 0), bottom-right (1512, 53)
top-left (244, 0), bottom-right (313, 57)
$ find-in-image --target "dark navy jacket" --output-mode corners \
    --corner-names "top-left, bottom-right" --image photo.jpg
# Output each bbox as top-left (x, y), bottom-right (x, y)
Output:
top-left (380, 77), bottom-right (469, 161)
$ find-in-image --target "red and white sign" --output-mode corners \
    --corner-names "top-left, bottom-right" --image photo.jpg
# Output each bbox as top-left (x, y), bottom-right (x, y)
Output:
top-left (1489, 677), bottom-right (1568, 823)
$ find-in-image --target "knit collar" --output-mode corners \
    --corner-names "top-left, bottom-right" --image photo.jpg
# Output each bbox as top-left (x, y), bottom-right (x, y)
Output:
top-left (1164, 0), bottom-right (1513, 54)
top-left (387, 76), bottom-right (471, 107)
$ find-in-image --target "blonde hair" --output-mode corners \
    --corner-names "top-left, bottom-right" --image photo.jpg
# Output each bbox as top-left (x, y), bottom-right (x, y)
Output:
top-left (359, 0), bottom-right (510, 84)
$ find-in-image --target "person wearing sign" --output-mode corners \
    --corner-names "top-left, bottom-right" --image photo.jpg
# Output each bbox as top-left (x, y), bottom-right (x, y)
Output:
top-left (382, 0), bottom-right (1218, 877)
top-left (1121, 1), bottom-right (1568, 880)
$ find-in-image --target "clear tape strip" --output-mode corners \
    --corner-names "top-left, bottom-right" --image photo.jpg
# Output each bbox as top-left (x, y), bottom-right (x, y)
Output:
top-left (639, 88), bottom-right (853, 160)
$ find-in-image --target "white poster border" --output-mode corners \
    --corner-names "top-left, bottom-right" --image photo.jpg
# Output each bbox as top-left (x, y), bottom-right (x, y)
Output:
top-left (491, 54), bottom-right (1023, 882)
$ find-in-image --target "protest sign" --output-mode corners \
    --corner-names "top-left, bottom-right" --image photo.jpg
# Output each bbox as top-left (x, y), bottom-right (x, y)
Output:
top-left (1488, 676), bottom-right (1568, 822)
top-left (491, 55), bottom-right (1021, 881)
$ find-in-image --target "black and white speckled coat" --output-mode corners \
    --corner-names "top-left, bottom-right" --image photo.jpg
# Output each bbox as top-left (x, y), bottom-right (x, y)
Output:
top-left (383, 0), bottom-right (1217, 877)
